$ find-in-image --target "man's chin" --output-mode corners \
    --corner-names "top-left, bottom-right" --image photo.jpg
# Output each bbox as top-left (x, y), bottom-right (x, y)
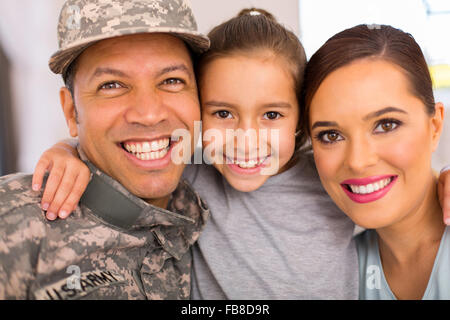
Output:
top-left (137, 185), bottom-right (179, 202)
top-left (98, 154), bottom-right (185, 205)
top-left (120, 175), bottom-right (181, 203)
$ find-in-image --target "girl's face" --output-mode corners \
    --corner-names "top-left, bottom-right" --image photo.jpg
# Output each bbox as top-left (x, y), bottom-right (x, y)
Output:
top-left (200, 53), bottom-right (299, 192)
top-left (309, 59), bottom-right (444, 229)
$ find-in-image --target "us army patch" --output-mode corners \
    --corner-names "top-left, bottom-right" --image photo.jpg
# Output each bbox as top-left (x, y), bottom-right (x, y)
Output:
top-left (34, 270), bottom-right (126, 300)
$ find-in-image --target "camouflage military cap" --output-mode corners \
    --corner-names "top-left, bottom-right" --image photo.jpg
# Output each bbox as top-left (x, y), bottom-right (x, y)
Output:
top-left (49, 0), bottom-right (210, 75)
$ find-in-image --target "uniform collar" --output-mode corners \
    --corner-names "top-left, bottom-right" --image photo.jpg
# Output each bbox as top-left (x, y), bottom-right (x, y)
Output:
top-left (78, 148), bottom-right (209, 260)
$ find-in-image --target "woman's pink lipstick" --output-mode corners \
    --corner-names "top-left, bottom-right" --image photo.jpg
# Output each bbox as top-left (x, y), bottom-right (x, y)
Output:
top-left (340, 175), bottom-right (398, 204)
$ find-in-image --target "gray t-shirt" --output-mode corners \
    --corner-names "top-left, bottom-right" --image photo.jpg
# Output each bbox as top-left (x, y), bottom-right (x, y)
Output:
top-left (356, 227), bottom-right (450, 300)
top-left (183, 152), bottom-right (358, 299)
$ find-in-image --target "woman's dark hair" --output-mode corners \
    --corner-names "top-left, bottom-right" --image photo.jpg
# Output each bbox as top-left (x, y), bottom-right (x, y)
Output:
top-left (301, 24), bottom-right (435, 137)
top-left (198, 8), bottom-right (308, 154)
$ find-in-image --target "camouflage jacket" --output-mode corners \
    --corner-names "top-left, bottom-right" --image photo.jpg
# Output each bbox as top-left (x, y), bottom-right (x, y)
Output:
top-left (0, 161), bottom-right (209, 300)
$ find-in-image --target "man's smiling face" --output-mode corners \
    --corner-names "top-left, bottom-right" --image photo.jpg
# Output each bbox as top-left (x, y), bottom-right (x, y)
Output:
top-left (61, 33), bottom-right (200, 207)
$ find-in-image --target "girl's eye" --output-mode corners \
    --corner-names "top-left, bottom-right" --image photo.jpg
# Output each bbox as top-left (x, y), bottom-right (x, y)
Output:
top-left (315, 130), bottom-right (344, 144)
top-left (99, 82), bottom-right (123, 90)
top-left (263, 111), bottom-right (282, 120)
top-left (214, 110), bottom-right (233, 119)
top-left (374, 119), bottom-right (401, 133)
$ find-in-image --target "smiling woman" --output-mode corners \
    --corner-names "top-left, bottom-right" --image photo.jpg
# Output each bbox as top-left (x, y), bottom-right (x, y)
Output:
top-left (301, 24), bottom-right (449, 300)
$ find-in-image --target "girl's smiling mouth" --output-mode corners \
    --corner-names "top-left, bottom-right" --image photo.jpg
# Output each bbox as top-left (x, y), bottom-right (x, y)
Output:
top-left (340, 175), bottom-right (398, 203)
top-left (224, 155), bottom-right (272, 175)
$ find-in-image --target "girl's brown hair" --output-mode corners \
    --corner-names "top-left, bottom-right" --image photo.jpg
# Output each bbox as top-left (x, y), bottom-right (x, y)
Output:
top-left (197, 8), bottom-right (308, 153)
top-left (301, 24), bottom-right (435, 137)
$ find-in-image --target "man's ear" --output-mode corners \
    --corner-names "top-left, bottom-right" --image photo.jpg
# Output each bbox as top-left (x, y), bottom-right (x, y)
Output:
top-left (431, 102), bottom-right (445, 152)
top-left (60, 87), bottom-right (78, 137)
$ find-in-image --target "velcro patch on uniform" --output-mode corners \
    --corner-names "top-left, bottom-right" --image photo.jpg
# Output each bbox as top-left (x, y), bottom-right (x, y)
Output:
top-left (34, 270), bottom-right (126, 300)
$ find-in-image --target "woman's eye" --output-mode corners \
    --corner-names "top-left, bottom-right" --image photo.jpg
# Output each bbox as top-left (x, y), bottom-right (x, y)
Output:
top-left (263, 111), bottom-right (282, 120)
top-left (99, 82), bottom-right (123, 90)
top-left (214, 110), bottom-right (233, 119)
top-left (316, 131), bottom-right (343, 144)
top-left (374, 119), bottom-right (401, 133)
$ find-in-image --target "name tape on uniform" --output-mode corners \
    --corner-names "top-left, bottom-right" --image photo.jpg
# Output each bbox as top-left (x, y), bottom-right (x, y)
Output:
top-left (34, 270), bottom-right (126, 300)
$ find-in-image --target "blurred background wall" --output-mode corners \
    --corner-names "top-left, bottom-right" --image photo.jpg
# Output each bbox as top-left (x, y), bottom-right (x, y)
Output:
top-left (0, 0), bottom-right (448, 175)
top-left (0, 43), bottom-right (16, 174)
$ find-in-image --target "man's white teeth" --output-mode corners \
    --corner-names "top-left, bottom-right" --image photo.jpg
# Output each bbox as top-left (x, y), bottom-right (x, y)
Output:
top-left (124, 139), bottom-right (170, 153)
top-left (134, 148), bottom-right (168, 161)
top-left (349, 178), bottom-right (392, 195)
top-left (124, 139), bottom-right (170, 160)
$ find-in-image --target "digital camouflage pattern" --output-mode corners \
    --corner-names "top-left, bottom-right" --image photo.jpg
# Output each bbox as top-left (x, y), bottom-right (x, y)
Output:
top-left (0, 161), bottom-right (209, 300)
top-left (49, 0), bottom-right (210, 75)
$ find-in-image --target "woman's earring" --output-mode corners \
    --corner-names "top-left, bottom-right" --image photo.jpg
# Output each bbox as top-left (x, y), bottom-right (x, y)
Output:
top-left (295, 130), bottom-right (302, 137)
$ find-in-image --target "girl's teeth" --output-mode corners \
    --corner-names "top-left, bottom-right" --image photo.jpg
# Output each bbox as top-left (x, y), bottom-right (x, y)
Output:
top-left (348, 178), bottom-right (392, 195)
top-left (237, 160), bottom-right (257, 168)
top-left (233, 158), bottom-right (266, 169)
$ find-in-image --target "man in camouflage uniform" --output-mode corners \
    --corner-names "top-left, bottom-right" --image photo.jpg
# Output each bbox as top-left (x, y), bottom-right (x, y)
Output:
top-left (0, 0), bottom-right (210, 300)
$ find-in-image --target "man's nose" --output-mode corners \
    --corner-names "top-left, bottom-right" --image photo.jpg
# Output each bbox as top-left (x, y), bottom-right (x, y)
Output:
top-left (345, 136), bottom-right (379, 173)
top-left (124, 89), bottom-right (169, 126)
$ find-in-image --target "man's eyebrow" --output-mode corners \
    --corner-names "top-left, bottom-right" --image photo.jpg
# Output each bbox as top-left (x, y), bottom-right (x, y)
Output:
top-left (311, 121), bottom-right (339, 130)
top-left (90, 67), bottom-right (130, 81)
top-left (156, 64), bottom-right (191, 78)
top-left (363, 106), bottom-right (408, 121)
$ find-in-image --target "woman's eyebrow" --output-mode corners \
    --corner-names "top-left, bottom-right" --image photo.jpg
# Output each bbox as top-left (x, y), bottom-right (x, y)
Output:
top-left (362, 106), bottom-right (408, 120)
top-left (311, 121), bottom-right (339, 130)
top-left (311, 106), bottom-right (408, 130)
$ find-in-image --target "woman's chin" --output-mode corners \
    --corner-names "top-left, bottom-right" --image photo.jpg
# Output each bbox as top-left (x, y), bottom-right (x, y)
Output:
top-left (346, 211), bottom-right (393, 230)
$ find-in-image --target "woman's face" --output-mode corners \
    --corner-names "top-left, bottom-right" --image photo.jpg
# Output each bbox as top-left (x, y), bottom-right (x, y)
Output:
top-left (309, 59), bottom-right (444, 229)
top-left (199, 53), bottom-right (299, 192)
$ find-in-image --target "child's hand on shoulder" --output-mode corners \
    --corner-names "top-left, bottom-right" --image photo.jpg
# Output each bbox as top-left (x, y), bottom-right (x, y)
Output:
top-left (32, 139), bottom-right (90, 221)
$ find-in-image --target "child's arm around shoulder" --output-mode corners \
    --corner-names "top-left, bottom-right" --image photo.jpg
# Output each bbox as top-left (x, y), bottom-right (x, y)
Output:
top-left (32, 138), bottom-right (90, 221)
